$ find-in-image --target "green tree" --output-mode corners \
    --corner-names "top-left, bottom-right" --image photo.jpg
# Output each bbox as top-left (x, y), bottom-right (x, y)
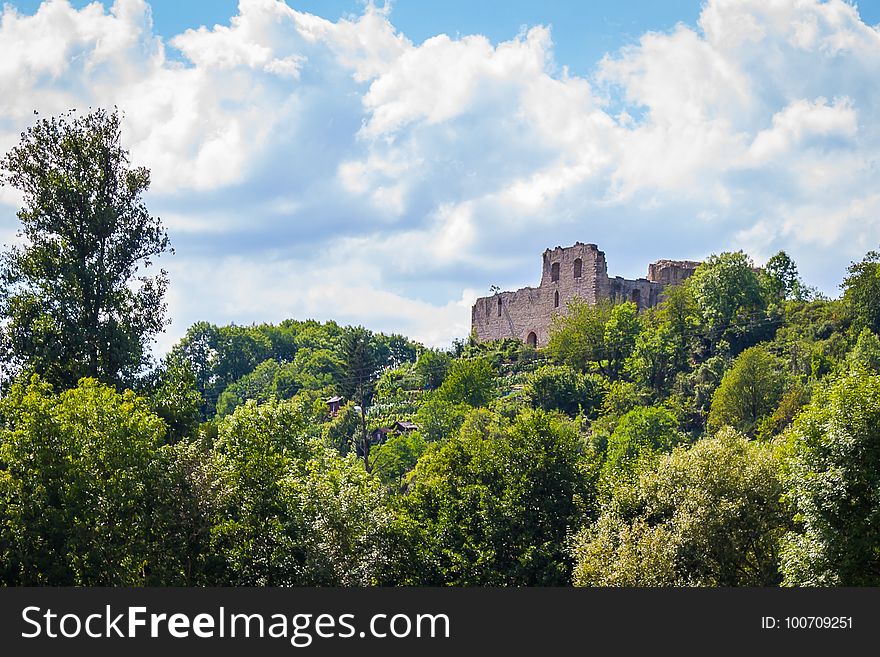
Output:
top-left (707, 345), bottom-right (789, 437)
top-left (370, 431), bottom-right (428, 488)
top-left (214, 359), bottom-right (280, 419)
top-left (604, 406), bottom-right (682, 475)
top-left (0, 108), bottom-right (170, 389)
top-left (434, 357), bottom-right (495, 407)
top-left (762, 251), bottom-right (807, 302)
top-left (148, 353), bottom-right (204, 443)
top-left (0, 376), bottom-right (165, 585)
top-left (522, 364), bottom-right (604, 418)
top-left (842, 249), bottom-right (880, 334)
top-left (143, 440), bottom-right (223, 585)
top-left (338, 326), bottom-right (380, 469)
top-left (547, 298), bottom-right (610, 372)
top-left (780, 369), bottom-right (880, 585)
top-left (414, 397), bottom-right (471, 443)
top-left (414, 348), bottom-right (452, 389)
top-left (603, 301), bottom-right (642, 377)
top-left (392, 409), bottom-right (597, 585)
top-left (573, 429), bottom-right (789, 586)
top-left (846, 328), bottom-right (880, 373)
top-left (210, 397), bottom-right (389, 585)
top-left (548, 300), bottom-right (640, 378)
top-left (686, 251), bottom-right (765, 342)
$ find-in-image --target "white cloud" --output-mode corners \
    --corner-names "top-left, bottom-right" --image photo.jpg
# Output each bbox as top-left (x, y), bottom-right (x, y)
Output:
top-left (747, 97), bottom-right (857, 163)
top-left (1, 0), bottom-right (880, 355)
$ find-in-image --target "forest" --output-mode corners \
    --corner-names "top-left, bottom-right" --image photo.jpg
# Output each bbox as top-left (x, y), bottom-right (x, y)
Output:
top-left (1, 109), bottom-right (879, 587)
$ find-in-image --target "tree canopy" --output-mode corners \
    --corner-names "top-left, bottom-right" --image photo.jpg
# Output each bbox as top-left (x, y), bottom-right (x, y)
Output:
top-left (0, 108), bottom-right (170, 389)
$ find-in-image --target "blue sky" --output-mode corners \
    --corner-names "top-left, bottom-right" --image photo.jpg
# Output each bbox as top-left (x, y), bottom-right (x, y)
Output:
top-left (10, 0), bottom-right (710, 72)
top-left (2, 0), bottom-right (880, 353)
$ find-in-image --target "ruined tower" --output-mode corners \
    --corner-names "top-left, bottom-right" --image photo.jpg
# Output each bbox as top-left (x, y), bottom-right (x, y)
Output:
top-left (470, 243), bottom-right (700, 347)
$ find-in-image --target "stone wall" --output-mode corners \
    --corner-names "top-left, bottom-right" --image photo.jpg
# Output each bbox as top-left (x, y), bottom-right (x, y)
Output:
top-left (471, 243), bottom-right (700, 347)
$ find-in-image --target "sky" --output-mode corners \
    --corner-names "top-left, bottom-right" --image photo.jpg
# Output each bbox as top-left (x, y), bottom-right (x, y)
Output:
top-left (1, 0), bottom-right (880, 355)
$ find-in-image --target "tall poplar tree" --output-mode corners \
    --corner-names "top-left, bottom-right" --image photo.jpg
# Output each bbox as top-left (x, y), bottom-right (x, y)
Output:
top-left (0, 108), bottom-right (170, 388)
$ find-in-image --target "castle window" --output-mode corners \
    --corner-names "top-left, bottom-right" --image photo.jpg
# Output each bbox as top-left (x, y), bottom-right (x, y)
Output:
top-left (554, 290), bottom-right (559, 308)
top-left (551, 262), bottom-right (560, 282)
top-left (498, 297), bottom-right (502, 317)
top-left (631, 289), bottom-right (641, 306)
top-left (573, 258), bottom-right (582, 279)
top-left (526, 332), bottom-right (537, 348)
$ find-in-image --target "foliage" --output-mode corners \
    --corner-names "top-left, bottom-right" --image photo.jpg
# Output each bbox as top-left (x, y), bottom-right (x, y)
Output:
top-left (434, 357), bottom-right (495, 407)
top-left (148, 353), bottom-right (204, 443)
top-left (548, 300), bottom-right (641, 378)
top-left (780, 369), bottom-right (880, 585)
top-left (573, 429), bottom-right (790, 586)
top-left (321, 401), bottom-right (361, 454)
top-left (0, 108), bottom-right (170, 389)
top-left (604, 406), bottom-right (682, 475)
top-left (707, 345), bottom-right (789, 437)
top-left (0, 376), bottom-right (165, 585)
top-left (414, 348), bottom-right (453, 389)
top-left (842, 249), bottom-right (880, 334)
top-left (762, 251), bottom-right (809, 303)
top-left (390, 409), bottom-right (598, 585)
top-left (522, 364), bottom-right (604, 418)
top-left (370, 431), bottom-right (428, 488)
top-left (209, 397), bottom-right (390, 585)
top-left (414, 397), bottom-right (471, 443)
top-left (846, 327), bottom-right (880, 374)
top-left (686, 251), bottom-right (765, 330)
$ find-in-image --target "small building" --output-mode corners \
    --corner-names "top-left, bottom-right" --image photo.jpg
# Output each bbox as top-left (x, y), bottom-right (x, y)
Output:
top-left (392, 420), bottom-right (419, 432)
top-left (326, 396), bottom-right (343, 417)
top-left (369, 426), bottom-right (392, 444)
top-left (368, 420), bottom-right (420, 448)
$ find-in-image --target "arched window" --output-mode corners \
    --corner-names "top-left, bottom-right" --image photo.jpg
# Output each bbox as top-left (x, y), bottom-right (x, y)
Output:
top-left (526, 332), bottom-right (537, 348)
top-left (551, 262), bottom-right (560, 282)
top-left (498, 297), bottom-right (503, 317)
top-left (554, 290), bottom-right (559, 308)
top-left (573, 258), bottom-right (582, 279)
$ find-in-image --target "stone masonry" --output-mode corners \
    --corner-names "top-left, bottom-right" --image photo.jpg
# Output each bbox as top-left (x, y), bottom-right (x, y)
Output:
top-left (471, 243), bottom-right (700, 347)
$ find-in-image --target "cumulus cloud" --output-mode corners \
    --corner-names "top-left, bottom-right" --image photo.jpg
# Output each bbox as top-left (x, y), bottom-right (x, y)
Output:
top-left (1, 0), bottom-right (879, 351)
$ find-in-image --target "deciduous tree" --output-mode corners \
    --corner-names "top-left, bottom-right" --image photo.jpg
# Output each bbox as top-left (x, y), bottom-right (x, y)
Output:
top-left (0, 109), bottom-right (170, 388)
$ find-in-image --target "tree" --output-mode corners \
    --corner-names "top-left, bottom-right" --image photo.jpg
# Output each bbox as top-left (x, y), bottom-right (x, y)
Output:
top-left (209, 397), bottom-right (390, 586)
top-left (547, 298), bottom-right (610, 372)
top-left (0, 376), bottom-right (165, 585)
top-left (762, 251), bottom-right (807, 302)
top-left (414, 348), bottom-right (452, 389)
top-left (434, 357), bottom-right (495, 407)
top-left (522, 364), bottom-right (604, 418)
top-left (214, 359), bottom-right (281, 419)
top-left (370, 431), bottom-right (428, 488)
top-left (846, 327), bottom-right (880, 373)
top-left (780, 369), bottom-right (880, 585)
top-left (603, 406), bottom-right (682, 475)
top-left (0, 108), bottom-right (170, 389)
top-left (547, 300), bottom-right (640, 378)
top-left (707, 345), bottom-right (789, 437)
top-left (148, 353), bottom-right (204, 443)
top-left (391, 409), bottom-right (598, 585)
top-left (842, 249), bottom-right (880, 334)
top-left (603, 302), bottom-right (642, 378)
top-left (686, 251), bottom-right (765, 344)
top-left (338, 326), bottom-right (380, 469)
top-left (573, 429), bottom-right (789, 586)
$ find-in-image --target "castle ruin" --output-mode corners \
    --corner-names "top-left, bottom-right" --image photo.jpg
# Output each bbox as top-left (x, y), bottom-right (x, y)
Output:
top-left (471, 243), bottom-right (700, 347)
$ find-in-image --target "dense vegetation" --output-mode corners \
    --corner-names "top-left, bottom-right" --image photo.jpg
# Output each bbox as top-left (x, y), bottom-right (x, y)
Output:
top-left (2, 109), bottom-right (879, 586)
